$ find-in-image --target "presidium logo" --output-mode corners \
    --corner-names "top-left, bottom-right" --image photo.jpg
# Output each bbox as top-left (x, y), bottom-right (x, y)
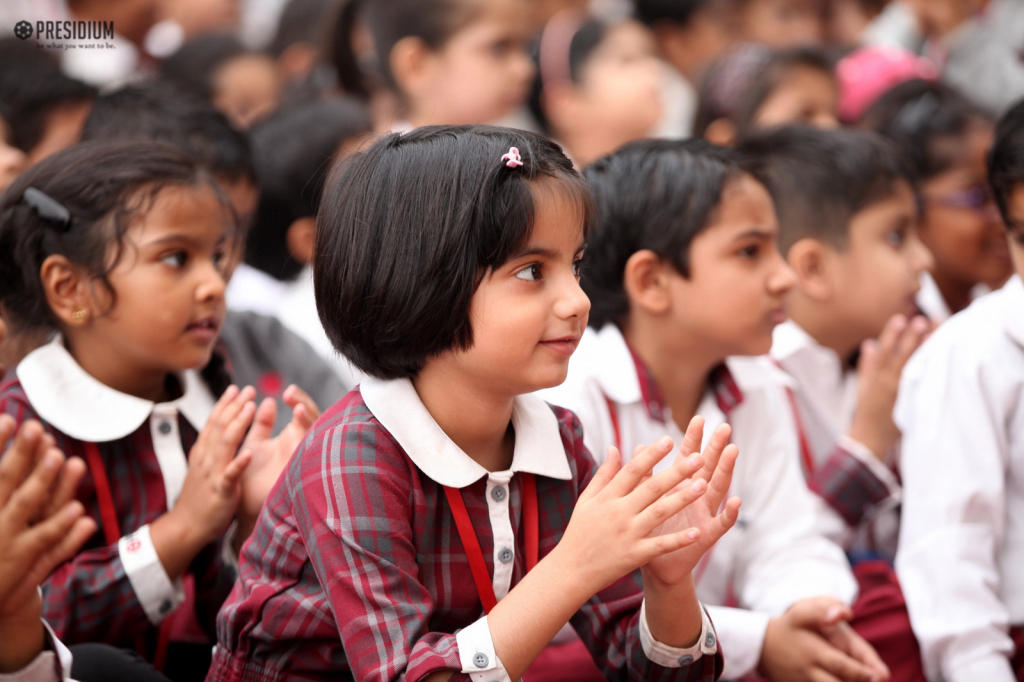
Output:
top-left (13, 19), bottom-right (114, 42)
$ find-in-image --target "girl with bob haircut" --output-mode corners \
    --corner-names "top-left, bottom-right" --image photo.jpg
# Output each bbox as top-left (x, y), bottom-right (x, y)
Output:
top-left (211, 125), bottom-right (741, 682)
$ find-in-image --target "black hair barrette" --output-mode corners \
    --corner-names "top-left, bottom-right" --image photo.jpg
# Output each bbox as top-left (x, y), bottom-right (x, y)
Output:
top-left (22, 187), bottom-right (72, 230)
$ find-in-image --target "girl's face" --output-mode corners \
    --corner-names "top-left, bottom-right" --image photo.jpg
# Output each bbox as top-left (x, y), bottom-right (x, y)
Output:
top-left (920, 120), bottom-right (1013, 291)
top-left (570, 21), bottom-right (664, 152)
top-left (212, 54), bottom-right (282, 130)
top-left (752, 65), bottom-right (839, 131)
top-left (408, 0), bottom-right (535, 126)
top-left (453, 179), bottom-right (590, 396)
top-left (667, 174), bottom-right (796, 357)
top-left (84, 185), bottom-right (229, 381)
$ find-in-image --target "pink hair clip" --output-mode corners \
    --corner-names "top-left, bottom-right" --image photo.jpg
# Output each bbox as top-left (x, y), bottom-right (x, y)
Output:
top-left (501, 147), bottom-right (523, 169)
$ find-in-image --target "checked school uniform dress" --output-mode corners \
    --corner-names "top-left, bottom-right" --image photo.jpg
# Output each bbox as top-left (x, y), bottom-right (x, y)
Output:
top-left (209, 376), bottom-right (723, 682)
top-left (0, 338), bottom-right (236, 664)
top-left (539, 324), bottom-right (857, 680)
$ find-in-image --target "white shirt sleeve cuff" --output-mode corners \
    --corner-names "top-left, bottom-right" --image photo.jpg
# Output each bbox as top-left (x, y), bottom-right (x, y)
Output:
top-left (456, 615), bottom-right (511, 682)
top-left (118, 524), bottom-right (185, 624)
top-left (945, 654), bottom-right (1018, 682)
top-left (837, 435), bottom-right (902, 499)
top-left (638, 599), bottom-right (716, 668)
top-left (705, 605), bottom-right (771, 679)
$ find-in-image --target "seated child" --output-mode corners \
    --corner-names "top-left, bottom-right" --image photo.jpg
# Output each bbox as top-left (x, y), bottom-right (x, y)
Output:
top-left (726, 0), bottom-right (825, 48)
top-left (740, 125), bottom-right (932, 558)
top-left (527, 11), bottom-right (664, 167)
top-left (80, 83), bottom-right (346, 435)
top-left (895, 97), bottom-right (1024, 682)
top-left (541, 138), bottom-right (888, 682)
top-left (229, 95), bottom-right (373, 388)
top-left (0, 141), bottom-right (311, 679)
top-left (212, 125), bottom-right (740, 681)
top-left (694, 43), bottom-right (839, 147)
top-left (861, 79), bottom-right (1010, 322)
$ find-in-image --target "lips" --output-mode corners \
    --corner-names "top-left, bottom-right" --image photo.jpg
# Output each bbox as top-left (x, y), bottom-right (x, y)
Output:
top-left (185, 316), bottom-right (221, 341)
top-left (539, 335), bottom-right (581, 357)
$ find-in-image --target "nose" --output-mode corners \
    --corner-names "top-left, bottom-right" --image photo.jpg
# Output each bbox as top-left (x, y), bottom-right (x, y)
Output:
top-left (908, 229), bottom-right (935, 275)
top-left (769, 249), bottom-right (798, 296)
top-left (196, 257), bottom-right (227, 303)
top-left (555, 272), bottom-right (591, 323)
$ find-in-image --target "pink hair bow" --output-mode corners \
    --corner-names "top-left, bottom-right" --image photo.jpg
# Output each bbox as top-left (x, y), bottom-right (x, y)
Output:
top-left (501, 147), bottom-right (523, 168)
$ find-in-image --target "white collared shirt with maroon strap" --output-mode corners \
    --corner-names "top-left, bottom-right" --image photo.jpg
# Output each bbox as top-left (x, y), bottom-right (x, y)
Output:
top-left (540, 324), bottom-right (856, 680)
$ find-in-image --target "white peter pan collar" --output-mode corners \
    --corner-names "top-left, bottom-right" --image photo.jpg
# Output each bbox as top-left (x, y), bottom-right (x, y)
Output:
top-left (359, 376), bottom-right (572, 488)
top-left (17, 337), bottom-right (215, 442)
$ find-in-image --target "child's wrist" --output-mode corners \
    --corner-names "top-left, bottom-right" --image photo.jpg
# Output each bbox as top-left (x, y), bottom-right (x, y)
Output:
top-left (0, 607), bottom-right (45, 673)
top-left (542, 542), bottom-right (607, 607)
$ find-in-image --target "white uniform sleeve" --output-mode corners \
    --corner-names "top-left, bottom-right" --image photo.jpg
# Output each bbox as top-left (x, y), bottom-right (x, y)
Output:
top-left (895, 341), bottom-right (1016, 682)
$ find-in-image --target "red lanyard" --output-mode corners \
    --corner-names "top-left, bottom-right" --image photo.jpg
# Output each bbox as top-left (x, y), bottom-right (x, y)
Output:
top-left (443, 474), bottom-right (538, 614)
top-left (83, 442), bottom-right (176, 671)
top-left (783, 385), bottom-right (816, 475)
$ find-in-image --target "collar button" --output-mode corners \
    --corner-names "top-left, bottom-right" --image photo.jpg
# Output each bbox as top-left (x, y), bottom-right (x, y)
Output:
top-left (158, 421), bottom-right (172, 435)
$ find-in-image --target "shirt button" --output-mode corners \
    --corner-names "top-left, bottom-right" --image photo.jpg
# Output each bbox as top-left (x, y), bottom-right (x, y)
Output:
top-left (705, 631), bottom-right (716, 648)
top-left (473, 652), bottom-right (489, 668)
top-left (490, 486), bottom-right (506, 502)
top-left (677, 654), bottom-right (694, 666)
top-left (159, 600), bottom-right (172, 615)
top-left (498, 547), bottom-right (514, 564)
top-left (158, 421), bottom-right (172, 435)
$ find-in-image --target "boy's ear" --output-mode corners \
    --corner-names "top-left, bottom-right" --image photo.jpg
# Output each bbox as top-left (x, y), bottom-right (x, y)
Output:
top-left (623, 249), bottom-right (673, 315)
top-left (286, 216), bottom-right (317, 265)
top-left (390, 36), bottom-right (432, 100)
top-left (786, 238), bottom-right (834, 301)
top-left (39, 255), bottom-right (96, 328)
top-left (704, 118), bottom-right (736, 147)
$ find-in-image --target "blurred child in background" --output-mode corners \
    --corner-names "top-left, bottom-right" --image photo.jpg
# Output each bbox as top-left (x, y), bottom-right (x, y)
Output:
top-left (161, 34), bottom-right (283, 129)
top-left (695, 43), bottom-right (838, 146)
top-left (895, 97), bottom-right (1024, 682)
top-left (527, 10), bottom-right (663, 167)
top-left (332, 0), bottom-right (535, 129)
top-left (862, 78), bottom-right (1010, 322)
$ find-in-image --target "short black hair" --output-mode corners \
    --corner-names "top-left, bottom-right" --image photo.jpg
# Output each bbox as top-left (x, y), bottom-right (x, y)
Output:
top-left (740, 125), bottom-right (912, 253)
top-left (0, 141), bottom-right (235, 334)
top-left (528, 16), bottom-right (607, 134)
top-left (581, 138), bottom-right (753, 330)
top-left (247, 96), bottom-right (371, 281)
top-left (860, 78), bottom-right (986, 180)
top-left (694, 45), bottom-right (835, 140)
top-left (80, 82), bottom-right (255, 185)
top-left (989, 97), bottom-right (1024, 228)
top-left (314, 124), bottom-right (591, 379)
top-left (633, 0), bottom-right (712, 27)
top-left (269, 0), bottom-right (338, 57)
top-left (0, 44), bottom-right (95, 153)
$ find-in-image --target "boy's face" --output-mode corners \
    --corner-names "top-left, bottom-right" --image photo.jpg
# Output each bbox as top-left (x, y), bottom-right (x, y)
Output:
top-left (738, 0), bottom-right (824, 48)
top-left (752, 65), bottom-right (839, 131)
top-left (819, 180), bottom-right (932, 342)
top-left (666, 174), bottom-right (796, 357)
top-left (453, 179), bottom-right (590, 396)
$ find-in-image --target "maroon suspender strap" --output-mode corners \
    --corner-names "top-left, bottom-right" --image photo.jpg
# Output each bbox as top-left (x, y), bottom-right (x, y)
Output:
top-left (82, 442), bottom-right (176, 670)
top-left (604, 396), bottom-right (622, 453)
top-left (781, 384), bottom-right (815, 475)
top-left (443, 473), bottom-right (539, 615)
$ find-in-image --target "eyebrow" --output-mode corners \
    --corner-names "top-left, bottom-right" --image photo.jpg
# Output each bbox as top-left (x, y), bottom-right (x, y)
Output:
top-left (140, 232), bottom-right (226, 248)
top-left (510, 240), bottom-right (587, 261)
top-left (730, 228), bottom-right (776, 241)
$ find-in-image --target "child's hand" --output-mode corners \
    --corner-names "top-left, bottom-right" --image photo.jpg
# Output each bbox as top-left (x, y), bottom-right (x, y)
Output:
top-left (759, 597), bottom-right (890, 682)
top-left (152, 386), bottom-right (254, 577)
top-left (236, 386), bottom-right (320, 539)
top-left (0, 416), bottom-right (95, 672)
top-left (558, 420), bottom-right (737, 593)
top-left (848, 314), bottom-right (931, 460)
top-left (642, 416), bottom-right (741, 588)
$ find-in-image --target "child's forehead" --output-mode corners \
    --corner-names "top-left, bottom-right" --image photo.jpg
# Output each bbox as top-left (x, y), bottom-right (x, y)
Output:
top-left (127, 183), bottom-right (232, 241)
top-left (528, 179), bottom-right (588, 248)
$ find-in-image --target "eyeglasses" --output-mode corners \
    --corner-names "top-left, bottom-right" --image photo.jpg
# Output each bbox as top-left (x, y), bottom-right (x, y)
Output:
top-left (924, 184), bottom-right (996, 212)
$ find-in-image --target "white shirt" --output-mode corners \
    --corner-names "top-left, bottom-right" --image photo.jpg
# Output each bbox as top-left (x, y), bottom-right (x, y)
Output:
top-left (916, 271), bottom-right (994, 325)
top-left (895, 274), bottom-right (1024, 682)
top-left (540, 325), bottom-right (856, 679)
top-left (16, 338), bottom-right (215, 625)
top-left (772, 321), bottom-right (902, 555)
top-left (361, 375), bottom-right (715, 680)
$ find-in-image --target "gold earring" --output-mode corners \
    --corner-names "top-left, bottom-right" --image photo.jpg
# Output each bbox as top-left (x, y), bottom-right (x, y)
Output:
top-left (72, 309), bottom-right (87, 321)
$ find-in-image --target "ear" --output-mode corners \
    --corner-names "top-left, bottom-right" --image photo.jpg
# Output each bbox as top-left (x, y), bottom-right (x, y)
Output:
top-left (389, 35), bottom-right (433, 100)
top-left (286, 216), bottom-right (317, 265)
top-left (786, 238), bottom-right (835, 301)
top-left (39, 255), bottom-right (96, 328)
top-left (704, 118), bottom-right (736, 147)
top-left (622, 249), bottom-right (673, 316)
